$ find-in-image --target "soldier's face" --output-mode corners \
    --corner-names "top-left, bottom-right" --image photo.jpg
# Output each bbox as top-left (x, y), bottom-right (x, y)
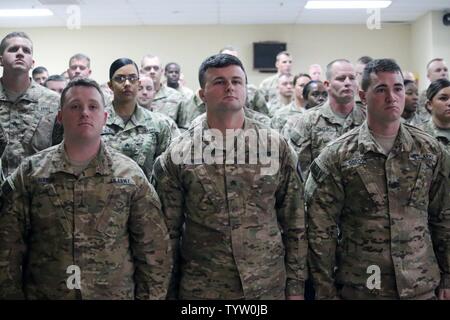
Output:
top-left (58, 86), bottom-right (107, 142)
top-left (199, 65), bottom-right (247, 113)
top-left (108, 64), bottom-right (140, 104)
top-left (326, 62), bottom-right (357, 105)
top-left (45, 80), bottom-right (66, 94)
top-left (141, 57), bottom-right (163, 84)
top-left (278, 75), bottom-right (294, 98)
top-left (33, 71), bottom-right (48, 85)
top-left (307, 82), bottom-right (328, 108)
top-left (137, 77), bottom-right (155, 108)
top-left (68, 59), bottom-right (91, 80)
top-left (165, 64), bottom-right (180, 84)
top-left (294, 76), bottom-right (311, 101)
top-left (276, 54), bottom-right (292, 74)
top-left (309, 66), bottom-right (322, 81)
top-left (428, 86), bottom-right (450, 125)
top-left (404, 82), bottom-right (419, 113)
top-left (427, 60), bottom-right (449, 82)
top-left (355, 63), bottom-right (366, 89)
top-left (0, 37), bottom-right (34, 73)
top-left (363, 71), bottom-right (405, 124)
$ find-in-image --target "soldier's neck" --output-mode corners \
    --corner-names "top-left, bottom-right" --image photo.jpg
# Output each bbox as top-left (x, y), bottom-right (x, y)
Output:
top-left (280, 95), bottom-right (292, 106)
top-left (433, 116), bottom-right (450, 129)
top-left (294, 97), bottom-right (306, 110)
top-left (206, 109), bottom-right (245, 134)
top-left (113, 100), bottom-right (136, 118)
top-left (64, 139), bottom-right (101, 163)
top-left (368, 117), bottom-right (400, 137)
top-left (330, 99), bottom-right (355, 117)
top-left (1, 73), bottom-right (31, 94)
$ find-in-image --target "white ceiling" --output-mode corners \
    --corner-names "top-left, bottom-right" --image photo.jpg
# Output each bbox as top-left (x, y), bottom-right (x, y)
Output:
top-left (0, 0), bottom-right (449, 27)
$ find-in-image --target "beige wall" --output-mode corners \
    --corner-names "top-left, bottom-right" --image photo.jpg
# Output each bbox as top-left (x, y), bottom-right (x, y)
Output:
top-left (0, 23), bottom-right (414, 90)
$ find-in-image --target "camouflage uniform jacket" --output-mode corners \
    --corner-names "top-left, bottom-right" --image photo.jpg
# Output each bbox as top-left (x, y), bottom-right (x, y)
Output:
top-left (152, 117), bottom-right (307, 299)
top-left (401, 112), bottom-right (428, 127)
top-left (305, 121), bottom-right (450, 299)
top-left (258, 74), bottom-right (279, 102)
top-left (0, 142), bottom-right (171, 299)
top-left (283, 101), bottom-right (366, 177)
top-left (247, 84), bottom-right (270, 115)
top-left (417, 90), bottom-right (432, 123)
top-left (177, 93), bottom-right (205, 130)
top-left (270, 101), bottom-right (306, 132)
top-left (151, 84), bottom-right (185, 126)
top-left (0, 80), bottom-right (59, 177)
top-left (102, 102), bottom-right (178, 179)
top-left (421, 119), bottom-right (450, 155)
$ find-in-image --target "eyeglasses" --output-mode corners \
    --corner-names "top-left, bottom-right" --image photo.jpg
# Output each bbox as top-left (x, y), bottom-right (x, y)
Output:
top-left (113, 74), bottom-right (139, 84)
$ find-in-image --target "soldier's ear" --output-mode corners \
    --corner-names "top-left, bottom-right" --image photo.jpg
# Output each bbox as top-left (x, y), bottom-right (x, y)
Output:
top-left (199, 88), bottom-right (207, 103)
top-left (0, 55), bottom-right (3, 67)
top-left (359, 89), bottom-right (366, 104)
top-left (426, 100), bottom-right (432, 113)
top-left (108, 81), bottom-right (113, 90)
top-left (57, 109), bottom-right (63, 124)
top-left (323, 80), bottom-right (330, 88)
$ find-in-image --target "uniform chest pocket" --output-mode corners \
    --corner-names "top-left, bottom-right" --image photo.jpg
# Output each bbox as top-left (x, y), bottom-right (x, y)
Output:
top-left (407, 161), bottom-right (434, 210)
top-left (95, 185), bottom-right (133, 238)
top-left (189, 164), bottom-right (225, 211)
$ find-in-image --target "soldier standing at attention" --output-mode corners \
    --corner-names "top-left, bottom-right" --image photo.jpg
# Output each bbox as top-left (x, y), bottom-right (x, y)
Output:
top-left (306, 59), bottom-right (450, 300)
top-left (421, 78), bottom-right (450, 155)
top-left (153, 53), bottom-right (307, 300)
top-left (103, 58), bottom-right (179, 180)
top-left (282, 59), bottom-right (365, 178)
top-left (0, 32), bottom-right (60, 179)
top-left (0, 78), bottom-right (171, 299)
top-left (258, 51), bottom-right (293, 103)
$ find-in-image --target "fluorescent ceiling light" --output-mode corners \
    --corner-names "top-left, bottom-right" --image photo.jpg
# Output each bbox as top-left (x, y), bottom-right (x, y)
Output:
top-left (0, 9), bottom-right (53, 17)
top-left (305, 1), bottom-right (392, 9)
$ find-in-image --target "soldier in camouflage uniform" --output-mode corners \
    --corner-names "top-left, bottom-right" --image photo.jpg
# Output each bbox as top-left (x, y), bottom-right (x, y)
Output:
top-left (267, 73), bottom-right (294, 116)
top-left (270, 73), bottom-right (313, 132)
top-left (140, 54), bottom-right (186, 126)
top-left (417, 58), bottom-right (449, 123)
top-left (0, 78), bottom-right (171, 299)
top-left (305, 59), bottom-right (450, 300)
top-left (401, 79), bottom-right (425, 127)
top-left (103, 58), bottom-right (179, 180)
top-left (282, 59), bottom-right (366, 178)
top-left (153, 53), bottom-right (307, 300)
top-left (258, 51), bottom-right (293, 103)
top-left (420, 79), bottom-right (450, 155)
top-left (0, 32), bottom-right (60, 178)
top-left (164, 62), bottom-right (194, 100)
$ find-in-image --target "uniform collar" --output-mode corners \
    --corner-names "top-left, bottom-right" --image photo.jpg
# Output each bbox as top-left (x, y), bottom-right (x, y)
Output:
top-left (320, 100), bottom-right (365, 126)
top-left (357, 121), bottom-right (413, 155)
top-left (106, 101), bottom-right (147, 129)
top-left (0, 78), bottom-right (40, 103)
top-left (49, 141), bottom-right (113, 177)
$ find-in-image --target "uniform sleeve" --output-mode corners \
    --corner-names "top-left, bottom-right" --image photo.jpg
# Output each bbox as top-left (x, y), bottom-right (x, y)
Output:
top-left (0, 164), bottom-right (30, 299)
top-left (128, 176), bottom-right (172, 300)
top-left (428, 148), bottom-right (450, 289)
top-left (304, 154), bottom-right (344, 299)
top-left (275, 140), bottom-right (307, 297)
top-left (152, 153), bottom-right (185, 299)
top-left (282, 115), bottom-right (312, 178)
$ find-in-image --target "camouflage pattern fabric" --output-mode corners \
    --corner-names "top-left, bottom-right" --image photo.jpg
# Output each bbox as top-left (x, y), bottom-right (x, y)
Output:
top-left (102, 102), bottom-right (178, 179)
top-left (0, 80), bottom-right (59, 177)
top-left (152, 117), bottom-right (307, 299)
top-left (282, 101), bottom-right (366, 178)
top-left (0, 142), bottom-right (171, 299)
top-left (305, 121), bottom-right (450, 300)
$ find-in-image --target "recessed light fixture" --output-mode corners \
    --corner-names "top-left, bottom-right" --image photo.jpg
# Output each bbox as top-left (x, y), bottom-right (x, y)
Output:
top-left (0, 8), bottom-right (54, 17)
top-left (305, 1), bottom-right (392, 9)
